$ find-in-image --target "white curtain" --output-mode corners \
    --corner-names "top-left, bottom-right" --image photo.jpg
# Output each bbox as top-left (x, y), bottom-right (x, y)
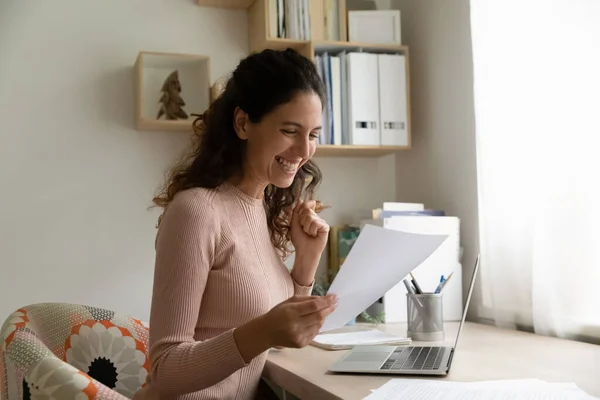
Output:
top-left (470, 0), bottom-right (600, 341)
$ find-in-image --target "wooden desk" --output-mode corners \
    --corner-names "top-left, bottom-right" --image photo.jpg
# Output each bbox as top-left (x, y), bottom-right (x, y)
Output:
top-left (264, 322), bottom-right (600, 400)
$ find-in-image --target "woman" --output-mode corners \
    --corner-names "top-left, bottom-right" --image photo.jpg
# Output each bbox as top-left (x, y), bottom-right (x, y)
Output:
top-left (133, 48), bottom-right (337, 400)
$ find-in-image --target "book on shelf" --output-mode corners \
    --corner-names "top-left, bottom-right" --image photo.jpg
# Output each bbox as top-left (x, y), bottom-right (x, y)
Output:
top-left (269, 0), bottom-right (311, 40)
top-left (268, 0), bottom-right (342, 41)
top-left (323, 0), bottom-right (341, 41)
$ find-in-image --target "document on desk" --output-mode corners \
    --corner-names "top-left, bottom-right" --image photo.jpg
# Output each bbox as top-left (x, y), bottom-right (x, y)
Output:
top-left (364, 379), bottom-right (599, 400)
top-left (312, 329), bottom-right (411, 350)
top-left (320, 224), bottom-right (448, 333)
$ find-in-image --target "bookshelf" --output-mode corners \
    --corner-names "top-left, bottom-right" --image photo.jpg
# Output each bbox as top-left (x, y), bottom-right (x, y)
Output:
top-left (196, 0), bottom-right (411, 157)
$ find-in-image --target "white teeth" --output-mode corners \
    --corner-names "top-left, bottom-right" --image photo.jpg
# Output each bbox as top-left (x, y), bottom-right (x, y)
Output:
top-left (276, 156), bottom-right (300, 173)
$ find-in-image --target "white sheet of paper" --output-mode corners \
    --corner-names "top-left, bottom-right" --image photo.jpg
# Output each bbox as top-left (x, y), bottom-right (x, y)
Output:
top-left (320, 224), bottom-right (448, 333)
top-left (364, 379), bottom-right (597, 400)
top-left (313, 330), bottom-right (410, 346)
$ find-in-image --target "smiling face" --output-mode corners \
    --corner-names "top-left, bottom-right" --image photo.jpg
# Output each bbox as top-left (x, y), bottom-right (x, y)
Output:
top-left (232, 90), bottom-right (323, 198)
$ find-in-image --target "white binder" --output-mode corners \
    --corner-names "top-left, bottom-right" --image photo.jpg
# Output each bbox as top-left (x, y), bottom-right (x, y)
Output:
top-left (377, 54), bottom-right (409, 146)
top-left (339, 51), bottom-right (350, 145)
top-left (347, 52), bottom-right (380, 145)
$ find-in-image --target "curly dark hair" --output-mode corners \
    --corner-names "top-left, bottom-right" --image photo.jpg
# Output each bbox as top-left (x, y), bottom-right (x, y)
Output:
top-left (152, 48), bottom-right (327, 258)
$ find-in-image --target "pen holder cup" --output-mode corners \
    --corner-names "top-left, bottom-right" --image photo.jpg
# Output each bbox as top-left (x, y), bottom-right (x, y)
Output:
top-left (406, 293), bottom-right (444, 341)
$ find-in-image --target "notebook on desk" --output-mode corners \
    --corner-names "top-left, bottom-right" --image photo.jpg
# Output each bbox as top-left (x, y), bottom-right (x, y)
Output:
top-left (328, 254), bottom-right (480, 376)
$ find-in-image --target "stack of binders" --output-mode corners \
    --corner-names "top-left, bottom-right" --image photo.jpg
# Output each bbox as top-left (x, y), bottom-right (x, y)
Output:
top-left (315, 51), bottom-right (408, 146)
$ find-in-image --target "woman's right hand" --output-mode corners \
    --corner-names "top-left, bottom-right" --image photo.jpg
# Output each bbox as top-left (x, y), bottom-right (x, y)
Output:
top-left (263, 295), bottom-right (338, 349)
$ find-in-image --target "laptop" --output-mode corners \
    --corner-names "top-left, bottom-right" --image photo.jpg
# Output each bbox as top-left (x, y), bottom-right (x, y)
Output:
top-left (328, 254), bottom-right (480, 376)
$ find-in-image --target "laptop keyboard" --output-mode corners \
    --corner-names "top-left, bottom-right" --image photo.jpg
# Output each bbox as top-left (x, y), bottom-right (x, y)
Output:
top-left (380, 347), bottom-right (444, 371)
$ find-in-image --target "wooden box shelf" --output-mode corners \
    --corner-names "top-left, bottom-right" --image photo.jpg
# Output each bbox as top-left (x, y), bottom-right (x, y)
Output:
top-left (134, 51), bottom-right (210, 132)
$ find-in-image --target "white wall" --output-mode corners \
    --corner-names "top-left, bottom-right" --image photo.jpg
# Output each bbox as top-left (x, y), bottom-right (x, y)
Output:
top-left (0, 0), bottom-right (396, 322)
top-left (390, 0), bottom-right (481, 318)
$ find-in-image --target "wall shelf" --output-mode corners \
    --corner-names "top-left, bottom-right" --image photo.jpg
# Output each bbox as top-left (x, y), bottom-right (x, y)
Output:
top-left (134, 51), bottom-right (210, 132)
top-left (195, 0), bottom-right (412, 157)
top-left (315, 145), bottom-right (409, 157)
top-left (197, 0), bottom-right (254, 9)
top-left (313, 40), bottom-right (408, 54)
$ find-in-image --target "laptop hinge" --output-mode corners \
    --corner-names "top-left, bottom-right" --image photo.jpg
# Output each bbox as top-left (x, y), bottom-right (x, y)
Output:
top-left (446, 348), bottom-right (455, 371)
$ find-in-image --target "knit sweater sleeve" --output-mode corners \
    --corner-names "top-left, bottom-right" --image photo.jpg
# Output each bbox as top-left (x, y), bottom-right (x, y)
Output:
top-left (147, 190), bottom-right (248, 397)
top-left (292, 278), bottom-right (314, 296)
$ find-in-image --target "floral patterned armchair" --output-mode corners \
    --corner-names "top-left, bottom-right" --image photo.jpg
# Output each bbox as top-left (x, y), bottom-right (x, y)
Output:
top-left (0, 303), bottom-right (150, 399)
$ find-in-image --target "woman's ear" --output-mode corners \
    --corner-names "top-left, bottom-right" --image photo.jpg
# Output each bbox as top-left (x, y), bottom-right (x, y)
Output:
top-left (233, 107), bottom-right (248, 140)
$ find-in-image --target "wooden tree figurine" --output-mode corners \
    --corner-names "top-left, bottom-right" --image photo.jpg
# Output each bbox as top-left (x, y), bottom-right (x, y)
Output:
top-left (157, 70), bottom-right (188, 120)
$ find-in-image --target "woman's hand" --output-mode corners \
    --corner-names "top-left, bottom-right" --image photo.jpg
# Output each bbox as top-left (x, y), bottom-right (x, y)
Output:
top-left (290, 199), bottom-right (329, 262)
top-left (263, 295), bottom-right (337, 349)
top-left (233, 295), bottom-right (337, 362)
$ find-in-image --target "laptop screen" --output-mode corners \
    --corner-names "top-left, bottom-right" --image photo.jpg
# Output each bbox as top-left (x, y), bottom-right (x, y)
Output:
top-left (453, 254), bottom-right (481, 350)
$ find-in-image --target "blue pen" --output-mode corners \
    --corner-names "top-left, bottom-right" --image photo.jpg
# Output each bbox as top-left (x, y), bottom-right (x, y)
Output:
top-left (434, 275), bottom-right (445, 294)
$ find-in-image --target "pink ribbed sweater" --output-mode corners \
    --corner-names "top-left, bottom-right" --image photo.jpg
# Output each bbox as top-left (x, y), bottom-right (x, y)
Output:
top-left (133, 182), bottom-right (312, 400)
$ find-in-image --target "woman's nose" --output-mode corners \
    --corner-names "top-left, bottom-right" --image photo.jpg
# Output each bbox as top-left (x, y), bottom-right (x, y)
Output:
top-left (294, 136), bottom-right (311, 159)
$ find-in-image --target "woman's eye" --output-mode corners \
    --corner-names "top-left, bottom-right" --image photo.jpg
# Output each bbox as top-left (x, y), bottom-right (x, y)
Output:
top-left (281, 129), bottom-right (296, 134)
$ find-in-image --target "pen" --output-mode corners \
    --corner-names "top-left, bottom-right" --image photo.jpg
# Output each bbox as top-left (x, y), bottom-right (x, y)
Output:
top-left (439, 271), bottom-right (454, 292)
top-left (403, 279), bottom-right (416, 294)
top-left (434, 275), bottom-right (445, 294)
top-left (409, 272), bottom-right (423, 294)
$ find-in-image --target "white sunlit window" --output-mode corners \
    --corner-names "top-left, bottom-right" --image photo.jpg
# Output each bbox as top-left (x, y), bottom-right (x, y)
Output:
top-left (470, 0), bottom-right (600, 341)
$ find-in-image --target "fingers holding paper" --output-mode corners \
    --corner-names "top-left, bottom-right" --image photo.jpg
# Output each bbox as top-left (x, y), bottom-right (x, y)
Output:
top-left (263, 294), bottom-right (338, 349)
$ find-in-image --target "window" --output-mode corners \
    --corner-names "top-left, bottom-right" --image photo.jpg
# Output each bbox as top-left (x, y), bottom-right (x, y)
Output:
top-left (470, 0), bottom-right (600, 342)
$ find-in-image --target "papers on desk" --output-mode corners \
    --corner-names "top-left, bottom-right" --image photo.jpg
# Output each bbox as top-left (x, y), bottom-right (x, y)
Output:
top-left (364, 379), bottom-right (599, 400)
top-left (320, 224), bottom-right (448, 333)
top-left (311, 329), bottom-right (411, 350)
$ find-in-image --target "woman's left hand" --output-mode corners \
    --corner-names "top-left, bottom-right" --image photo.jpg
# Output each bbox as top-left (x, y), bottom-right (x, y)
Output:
top-left (290, 199), bottom-right (329, 261)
